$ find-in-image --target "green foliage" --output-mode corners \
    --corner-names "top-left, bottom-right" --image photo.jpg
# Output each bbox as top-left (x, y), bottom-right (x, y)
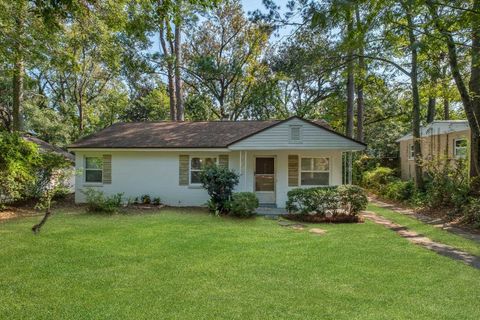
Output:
top-left (462, 198), bottom-right (480, 229)
top-left (381, 179), bottom-right (415, 202)
top-left (362, 167), bottom-right (396, 190)
top-left (82, 188), bottom-right (123, 213)
top-left (0, 132), bottom-right (41, 208)
top-left (141, 194), bottom-right (151, 204)
top-left (337, 185), bottom-right (368, 215)
top-left (152, 197), bottom-right (161, 206)
top-left (422, 159), bottom-right (469, 209)
top-left (199, 165), bottom-right (239, 214)
top-left (286, 186), bottom-right (367, 216)
top-left (227, 192), bottom-right (259, 217)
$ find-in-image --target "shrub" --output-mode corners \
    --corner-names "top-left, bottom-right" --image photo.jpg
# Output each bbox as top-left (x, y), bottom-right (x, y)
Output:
top-left (227, 192), bottom-right (259, 217)
top-left (286, 186), bottom-right (367, 216)
top-left (422, 158), bottom-right (469, 209)
top-left (82, 188), bottom-right (123, 213)
top-left (462, 198), bottom-right (480, 229)
top-left (141, 194), bottom-right (151, 204)
top-left (381, 179), bottom-right (415, 201)
top-left (152, 197), bottom-right (161, 205)
top-left (200, 165), bottom-right (239, 214)
top-left (362, 167), bottom-right (396, 190)
top-left (0, 132), bottom-right (41, 209)
top-left (337, 185), bottom-right (368, 215)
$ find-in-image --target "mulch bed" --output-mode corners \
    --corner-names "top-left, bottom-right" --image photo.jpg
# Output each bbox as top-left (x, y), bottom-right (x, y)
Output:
top-left (281, 213), bottom-right (364, 224)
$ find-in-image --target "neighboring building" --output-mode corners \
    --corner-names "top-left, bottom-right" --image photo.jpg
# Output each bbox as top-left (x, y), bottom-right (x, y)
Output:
top-left (68, 116), bottom-right (366, 208)
top-left (23, 134), bottom-right (76, 192)
top-left (396, 120), bottom-right (470, 180)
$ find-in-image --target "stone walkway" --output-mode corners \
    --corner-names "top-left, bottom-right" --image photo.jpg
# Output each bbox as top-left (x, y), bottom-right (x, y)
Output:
top-left (361, 211), bottom-right (480, 269)
top-left (369, 197), bottom-right (480, 245)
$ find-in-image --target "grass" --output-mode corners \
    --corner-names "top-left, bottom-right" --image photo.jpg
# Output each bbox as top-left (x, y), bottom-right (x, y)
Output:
top-left (368, 203), bottom-right (480, 257)
top-left (1, 208), bottom-right (480, 319)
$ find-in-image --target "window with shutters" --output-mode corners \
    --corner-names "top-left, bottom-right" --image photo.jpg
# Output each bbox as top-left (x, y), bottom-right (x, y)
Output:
top-left (85, 157), bottom-right (103, 183)
top-left (289, 125), bottom-right (302, 143)
top-left (408, 144), bottom-right (414, 160)
top-left (300, 157), bottom-right (329, 186)
top-left (190, 157), bottom-right (217, 184)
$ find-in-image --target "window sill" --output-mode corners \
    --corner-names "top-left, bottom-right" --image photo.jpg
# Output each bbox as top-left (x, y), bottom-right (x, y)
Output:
top-left (83, 183), bottom-right (103, 188)
top-left (188, 185), bottom-right (204, 189)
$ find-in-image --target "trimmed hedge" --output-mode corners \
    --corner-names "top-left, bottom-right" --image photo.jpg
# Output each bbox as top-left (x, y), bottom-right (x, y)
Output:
top-left (286, 185), bottom-right (368, 216)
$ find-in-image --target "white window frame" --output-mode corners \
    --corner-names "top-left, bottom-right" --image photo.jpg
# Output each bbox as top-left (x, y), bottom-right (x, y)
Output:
top-left (408, 144), bottom-right (414, 160)
top-left (289, 125), bottom-right (302, 144)
top-left (84, 156), bottom-right (103, 184)
top-left (454, 138), bottom-right (467, 159)
top-left (189, 156), bottom-right (218, 185)
top-left (299, 157), bottom-right (330, 186)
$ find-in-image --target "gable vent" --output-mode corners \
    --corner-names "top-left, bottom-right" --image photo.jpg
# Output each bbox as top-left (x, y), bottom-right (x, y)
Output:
top-left (289, 125), bottom-right (302, 143)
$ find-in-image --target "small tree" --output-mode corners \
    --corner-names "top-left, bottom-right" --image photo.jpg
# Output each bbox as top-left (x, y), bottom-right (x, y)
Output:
top-left (199, 165), bottom-right (239, 214)
top-left (31, 152), bottom-right (72, 234)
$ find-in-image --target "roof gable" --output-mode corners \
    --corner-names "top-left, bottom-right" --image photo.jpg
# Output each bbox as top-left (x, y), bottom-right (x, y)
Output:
top-left (228, 117), bottom-right (366, 150)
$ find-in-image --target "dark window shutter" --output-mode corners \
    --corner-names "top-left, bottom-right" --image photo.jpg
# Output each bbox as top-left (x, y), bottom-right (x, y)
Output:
top-left (219, 155), bottom-right (229, 168)
top-left (288, 155), bottom-right (299, 187)
top-left (179, 155), bottom-right (189, 185)
top-left (102, 155), bottom-right (112, 184)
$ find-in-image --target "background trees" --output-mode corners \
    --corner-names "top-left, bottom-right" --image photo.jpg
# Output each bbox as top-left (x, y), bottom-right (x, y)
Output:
top-left (0, 0), bottom-right (477, 184)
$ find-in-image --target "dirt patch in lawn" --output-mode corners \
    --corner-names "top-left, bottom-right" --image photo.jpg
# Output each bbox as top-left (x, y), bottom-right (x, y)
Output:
top-left (281, 214), bottom-right (364, 224)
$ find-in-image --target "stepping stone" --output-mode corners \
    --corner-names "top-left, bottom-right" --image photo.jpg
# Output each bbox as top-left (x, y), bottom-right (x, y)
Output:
top-left (309, 228), bottom-right (327, 235)
top-left (291, 224), bottom-right (306, 230)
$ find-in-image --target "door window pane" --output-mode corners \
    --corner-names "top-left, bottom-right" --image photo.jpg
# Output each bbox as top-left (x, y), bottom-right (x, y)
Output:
top-left (256, 158), bottom-right (274, 174)
top-left (255, 176), bottom-right (274, 191)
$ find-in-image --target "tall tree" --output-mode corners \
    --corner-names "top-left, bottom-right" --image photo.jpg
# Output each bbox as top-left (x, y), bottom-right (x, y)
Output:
top-left (183, 0), bottom-right (271, 120)
top-left (355, 4), bottom-right (365, 142)
top-left (9, 0), bottom-right (28, 131)
top-left (426, 0), bottom-right (480, 180)
top-left (174, 0), bottom-right (184, 121)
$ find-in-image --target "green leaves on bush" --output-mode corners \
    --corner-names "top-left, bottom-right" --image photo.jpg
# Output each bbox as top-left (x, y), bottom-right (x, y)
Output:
top-left (227, 192), bottom-right (259, 217)
top-left (286, 185), bottom-right (368, 216)
top-left (362, 167), bottom-right (396, 190)
top-left (337, 185), bottom-right (369, 215)
top-left (200, 165), bottom-right (239, 214)
top-left (82, 188), bottom-right (123, 213)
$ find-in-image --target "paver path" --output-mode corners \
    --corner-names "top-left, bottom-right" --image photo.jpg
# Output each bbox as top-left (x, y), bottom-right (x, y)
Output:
top-left (361, 211), bottom-right (480, 269)
top-left (369, 197), bottom-right (480, 245)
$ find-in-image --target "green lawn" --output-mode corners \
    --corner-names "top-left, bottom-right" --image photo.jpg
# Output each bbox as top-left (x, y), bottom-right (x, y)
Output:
top-left (368, 203), bottom-right (480, 257)
top-left (1, 209), bottom-right (480, 319)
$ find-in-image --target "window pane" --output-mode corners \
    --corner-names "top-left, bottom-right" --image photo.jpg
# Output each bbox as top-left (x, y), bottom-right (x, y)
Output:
top-left (301, 172), bottom-right (329, 185)
top-left (301, 158), bottom-right (312, 171)
top-left (256, 158), bottom-right (274, 174)
top-left (313, 158), bottom-right (329, 171)
top-left (86, 157), bottom-right (102, 169)
top-left (191, 158), bottom-right (201, 170)
top-left (456, 139), bottom-right (467, 148)
top-left (191, 171), bottom-right (202, 184)
top-left (86, 170), bottom-right (102, 183)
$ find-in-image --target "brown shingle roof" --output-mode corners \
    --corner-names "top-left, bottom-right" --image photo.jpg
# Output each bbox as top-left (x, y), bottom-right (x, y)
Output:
top-left (23, 134), bottom-right (75, 162)
top-left (69, 118), bottom-right (334, 149)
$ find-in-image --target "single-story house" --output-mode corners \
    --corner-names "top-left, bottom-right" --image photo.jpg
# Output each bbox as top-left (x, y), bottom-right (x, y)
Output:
top-left (396, 120), bottom-right (469, 180)
top-left (68, 116), bottom-right (366, 208)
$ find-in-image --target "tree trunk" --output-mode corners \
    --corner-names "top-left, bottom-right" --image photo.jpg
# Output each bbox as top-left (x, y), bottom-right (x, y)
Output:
top-left (346, 16), bottom-right (355, 138)
top-left (78, 97), bottom-right (84, 133)
top-left (426, 96), bottom-right (436, 123)
top-left (355, 5), bottom-right (365, 142)
top-left (469, 0), bottom-right (480, 178)
top-left (159, 19), bottom-right (176, 121)
top-left (12, 0), bottom-right (26, 132)
top-left (32, 208), bottom-right (51, 235)
top-left (443, 97), bottom-right (450, 120)
top-left (174, 5), bottom-right (184, 121)
top-left (406, 8), bottom-right (424, 190)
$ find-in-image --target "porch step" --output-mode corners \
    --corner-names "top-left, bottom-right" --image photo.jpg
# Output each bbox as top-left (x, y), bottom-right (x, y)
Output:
top-left (259, 203), bottom-right (277, 208)
top-left (256, 206), bottom-right (286, 217)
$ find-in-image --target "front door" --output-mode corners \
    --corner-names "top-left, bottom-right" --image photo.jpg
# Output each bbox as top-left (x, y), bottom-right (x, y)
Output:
top-left (255, 157), bottom-right (275, 204)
